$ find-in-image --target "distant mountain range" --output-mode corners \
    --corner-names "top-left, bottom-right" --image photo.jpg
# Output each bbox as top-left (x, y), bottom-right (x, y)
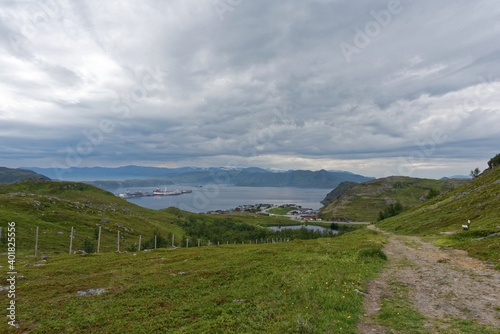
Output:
top-left (0, 167), bottom-right (50, 184)
top-left (24, 166), bottom-right (228, 181)
top-left (24, 166), bottom-right (374, 189)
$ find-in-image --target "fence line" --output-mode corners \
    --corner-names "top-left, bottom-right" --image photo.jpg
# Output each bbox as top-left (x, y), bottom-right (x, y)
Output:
top-left (97, 226), bottom-right (101, 253)
top-left (0, 225), bottom-right (295, 257)
top-left (69, 227), bottom-right (73, 254)
top-left (35, 226), bottom-right (39, 257)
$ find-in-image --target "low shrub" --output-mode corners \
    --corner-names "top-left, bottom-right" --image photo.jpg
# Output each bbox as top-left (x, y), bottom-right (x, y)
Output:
top-left (357, 247), bottom-right (387, 260)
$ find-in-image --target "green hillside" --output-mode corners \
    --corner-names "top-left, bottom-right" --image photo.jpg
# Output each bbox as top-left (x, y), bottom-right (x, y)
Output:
top-left (320, 181), bottom-right (358, 205)
top-left (377, 165), bottom-right (500, 267)
top-left (0, 179), bottom-right (184, 255)
top-left (318, 176), bottom-right (468, 222)
top-left (0, 167), bottom-right (50, 184)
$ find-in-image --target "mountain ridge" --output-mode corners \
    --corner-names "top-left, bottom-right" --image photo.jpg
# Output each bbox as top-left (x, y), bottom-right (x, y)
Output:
top-left (25, 166), bottom-right (374, 189)
top-left (0, 167), bottom-right (50, 184)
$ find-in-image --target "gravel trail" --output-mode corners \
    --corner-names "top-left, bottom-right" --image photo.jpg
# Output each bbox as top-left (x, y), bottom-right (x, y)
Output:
top-left (357, 225), bottom-right (500, 333)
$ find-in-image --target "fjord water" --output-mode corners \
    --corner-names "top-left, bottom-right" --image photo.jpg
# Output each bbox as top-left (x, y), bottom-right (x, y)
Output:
top-left (267, 225), bottom-right (334, 232)
top-left (107, 184), bottom-right (330, 213)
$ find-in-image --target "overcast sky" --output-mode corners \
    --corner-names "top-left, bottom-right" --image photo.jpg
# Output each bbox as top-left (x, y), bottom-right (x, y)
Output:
top-left (0, 0), bottom-right (499, 179)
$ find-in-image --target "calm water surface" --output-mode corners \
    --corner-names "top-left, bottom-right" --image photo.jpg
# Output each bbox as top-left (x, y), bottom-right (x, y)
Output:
top-left (267, 225), bottom-right (334, 232)
top-left (106, 184), bottom-right (330, 213)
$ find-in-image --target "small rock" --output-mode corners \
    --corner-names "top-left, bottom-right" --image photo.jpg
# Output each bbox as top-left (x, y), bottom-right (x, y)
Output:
top-left (234, 299), bottom-right (245, 303)
top-left (465, 307), bottom-right (480, 313)
top-left (437, 302), bottom-right (448, 309)
top-left (100, 218), bottom-right (110, 223)
top-left (75, 288), bottom-right (106, 296)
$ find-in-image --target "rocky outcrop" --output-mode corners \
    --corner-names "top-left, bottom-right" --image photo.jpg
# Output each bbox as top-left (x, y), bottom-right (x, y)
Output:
top-left (488, 153), bottom-right (500, 169)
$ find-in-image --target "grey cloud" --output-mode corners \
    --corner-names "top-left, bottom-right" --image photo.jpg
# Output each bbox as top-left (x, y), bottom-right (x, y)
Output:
top-left (0, 0), bottom-right (499, 178)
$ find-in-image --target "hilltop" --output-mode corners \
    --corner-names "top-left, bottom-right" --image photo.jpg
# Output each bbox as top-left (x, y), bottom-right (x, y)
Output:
top-left (318, 176), bottom-right (468, 222)
top-left (0, 167), bottom-right (50, 184)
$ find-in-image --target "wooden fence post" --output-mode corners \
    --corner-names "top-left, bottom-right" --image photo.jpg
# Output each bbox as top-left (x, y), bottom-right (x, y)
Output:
top-left (97, 226), bottom-right (101, 253)
top-left (35, 226), bottom-right (39, 257)
top-left (186, 238), bottom-right (189, 248)
top-left (117, 231), bottom-right (120, 252)
top-left (138, 235), bottom-right (142, 252)
top-left (155, 235), bottom-right (157, 249)
top-left (198, 239), bottom-right (200, 247)
top-left (172, 234), bottom-right (174, 247)
top-left (69, 227), bottom-right (73, 254)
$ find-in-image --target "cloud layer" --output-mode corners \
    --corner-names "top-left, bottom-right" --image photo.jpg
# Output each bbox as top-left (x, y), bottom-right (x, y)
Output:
top-left (1, 0), bottom-right (499, 178)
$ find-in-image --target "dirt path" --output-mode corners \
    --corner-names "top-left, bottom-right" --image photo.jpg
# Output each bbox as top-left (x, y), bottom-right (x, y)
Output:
top-left (358, 225), bottom-right (500, 333)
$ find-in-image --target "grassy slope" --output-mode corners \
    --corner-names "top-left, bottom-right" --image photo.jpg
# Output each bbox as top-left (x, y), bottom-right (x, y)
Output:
top-left (0, 179), bottom-right (185, 255)
top-left (377, 166), bottom-right (500, 267)
top-left (3, 229), bottom-right (387, 333)
top-left (319, 176), bottom-right (468, 222)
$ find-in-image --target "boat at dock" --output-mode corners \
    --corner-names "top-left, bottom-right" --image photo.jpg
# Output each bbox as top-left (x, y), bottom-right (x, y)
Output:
top-left (118, 187), bottom-right (192, 199)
